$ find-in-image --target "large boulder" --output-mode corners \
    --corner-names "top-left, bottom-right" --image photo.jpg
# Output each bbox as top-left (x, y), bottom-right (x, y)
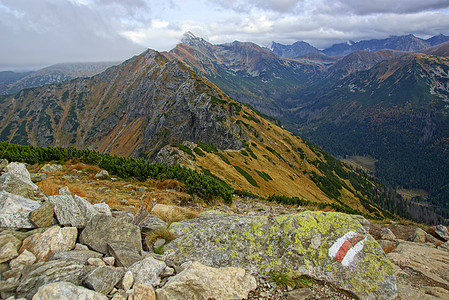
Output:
top-left (19, 226), bottom-right (77, 261)
top-left (434, 225), bottom-right (449, 241)
top-left (48, 195), bottom-right (85, 228)
top-left (84, 266), bottom-right (125, 295)
top-left (29, 202), bottom-right (55, 228)
top-left (32, 281), bottom-right (107, 300)
top-left (128, 256), bottom-right (166, 287)
top-left (165, 211), bottom-right (397, 300)
top-left (80, 214), bottom-right (142, 255)
top-left (0, 191), bottom-right (41, 229)
top-left (16, 260), bottom-right (93, 299)
top-left (156, 261), bottom-right (257, 300)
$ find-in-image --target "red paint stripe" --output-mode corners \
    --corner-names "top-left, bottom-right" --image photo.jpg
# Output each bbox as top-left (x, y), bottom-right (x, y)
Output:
top-left (334, 235), bottom-right (363, 263)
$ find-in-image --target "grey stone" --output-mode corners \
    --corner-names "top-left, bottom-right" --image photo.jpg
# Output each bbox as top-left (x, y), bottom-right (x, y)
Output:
top-left (128, 256), bottom-right (166, 287)
top-left (409, 227), bottom-right (427, 243)
top-left (58, 186), bottom-right (72, 196)
top-left (16, 260), bottom-right (92, 299)
top-left (80, 214), bottom-right (142, 255)
top-left (32, 281), bottom-right (107, 300)
top-left (95, 170), bottom-right (109, 178)
top-left (38, 164), bottom-right (62, 173)
top-left (111, 210), bottom-right (134, 224)
top-left (5, 162), bottom-right (38, 190)
top-left (107, 242), bottom-right (143, 268)
top-left (30, 173), bottom-right (46, 183)
top-left (84, 266), bottom-right (125, 295)
top-left (153, 238), bottom-right (165, 250)
top-left (438, 240), bottom-right (449, 252)
top-left (93, 203), bottom-right (112, 216)
top-left (87, 257), bottom-right (106, 267)
top-left (165, 211), bottom-right (397, 300)
top-left (141, 215), bottom-right (167, 232)
top-left (48, 195), bottom-right (85, 227)
top-left (120, 270), bottom-right (134, 291)
top-left (0, 228), bottom-right (47, 243)
top-left (0, 191), bottom-right (41, 229)
top-left (28, 202), bottom-right (54, 228)
top-left (0, 242), bottom-right (18, 264)
top-left (53, 250), bottom-right (103, 264)
top-left (0, 234), bottom-right (21, 251)
top-left (73, 195), bottom-right (98, 223)
top-left (380, 228), bottom-right (396, 241)
top-left (287, 288), bottom-right (312, 300)
top-left (9, 250), bottom-right (36, 269)
top-left (74, 243), bottom-right (89, 251)
top-left (156, 261), bottom-right (257, 300)
top-left (132, 206), bottom-right (149, 227)
top-left (0, 280), bottom-right (19, 293)
top-left (434, 225), bottom-right (449, 241)
top-left (102, 256), bottom-right (115, 266)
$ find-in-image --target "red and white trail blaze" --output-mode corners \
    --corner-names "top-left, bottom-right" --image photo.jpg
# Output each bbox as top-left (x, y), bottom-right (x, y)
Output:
top-left (328, 231), bottom-right (367, 266)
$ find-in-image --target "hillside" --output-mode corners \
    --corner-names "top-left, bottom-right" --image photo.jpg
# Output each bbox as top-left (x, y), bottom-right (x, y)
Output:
top-left (0, 48), bottom-right (402, 220)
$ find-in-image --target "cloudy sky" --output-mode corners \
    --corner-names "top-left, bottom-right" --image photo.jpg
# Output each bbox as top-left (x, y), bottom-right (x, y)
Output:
top-left (1, 0), bottom-right (449, 70)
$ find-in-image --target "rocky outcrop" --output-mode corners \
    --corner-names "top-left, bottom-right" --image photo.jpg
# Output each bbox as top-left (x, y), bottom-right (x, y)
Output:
top-left (165, 211), bottom-right (397, 300)
top-left (32, 281), bottom-right (108, 300)
top-left (0, 191), bottom-right (41, 229)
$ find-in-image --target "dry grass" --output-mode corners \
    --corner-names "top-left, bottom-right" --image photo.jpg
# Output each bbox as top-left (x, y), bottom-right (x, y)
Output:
top-left (151, 204), bottom-right (200, 224)
top-left (155, 179), bottom-right (185, 192)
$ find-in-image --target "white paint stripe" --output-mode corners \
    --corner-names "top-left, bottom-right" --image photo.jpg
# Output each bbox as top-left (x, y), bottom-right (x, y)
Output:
top-left (328, 231), bottom-right (357, 258)
top-left (340, 237), bottom-right (367, 266)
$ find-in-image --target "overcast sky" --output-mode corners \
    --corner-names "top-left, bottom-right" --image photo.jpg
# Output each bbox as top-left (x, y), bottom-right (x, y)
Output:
top-left (1, 0), bottom-right (449, 71)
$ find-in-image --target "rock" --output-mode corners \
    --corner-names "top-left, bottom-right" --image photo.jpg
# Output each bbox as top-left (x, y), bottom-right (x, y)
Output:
top-left (165, 211), bottom-right (397, 300)
top-left (141, 215), bottom-right (167, 232)
top-left (5, 162), bottom-right (39, 190)
top-left (111, 210), bottom-right (134, 223)
top-left (74, 243), bottom-right (89, 251)
top-left (93, 203), bottom-right (112, 216)
top-left (80, 214), bottom-right (142, 255)
top-left (378, 240), bottom-right (398, 254)
top-left (0, 191), bottom-right (41, 229)
top-left (387, 240), bottom-right (449, 299)
top-left (16, 260), bottom-right (92, 299)
top-left (38, 164), bottom-right (62, 173)
top-left (120, 270), bottom-right (134, 291)
top-left (132, 206), bottom-right (149, 227)
top-left (156, 261), bottom-right (257, 300)
top-left (32, 281), bottom-right (107, 300)
top-left (19, 226), bottom-right (77, 262)
top-left (0, 280), bottom-right (19, 293)
top-left (0, 172), bottom-right (35, 199)
top-left (107, 242), bottom-right (143, 268)
top-left (28, 202), bottom-right (54, 228)
top-left (425, 233), bottom-right (440, 244)
top-left (380, 228), bottom-right (396, 241)
top-left (103, 256), bottom-right (115, 266)
top-left (0, 158), bottom-right (8, 171)
top-left (0, 234), bottom-right (21, 252)
top-left (0, 228), bottom-right (47, 243)
top-left (128, 256), bottom-right (166, 287)
top-left (0, 242), bottom-right (18, 263)
top-left (87, 257), bottom-right (106, 267)
top-left (438, 240), bottom-right (449, 252)
top-left (30, 173), bottom-right (46, 183)
top-left (84, 266), bottom-right (125, 295)
top-left (95, 170), bottom-right (109, 178)
top-left (287, 288), bottom-right (312, 300)
top-left (9, 249), bottom-right (36, 269)
top-left (58, 186), bottom-right (72, 196)
top-left (409, 227), bottom-right (427, 243)
top-left (73, 195), bottom-right (98, 223)
top-left (52, 250), bottom-right (103, 264)
top-left (47, 195), bottom-right (85, 227)
top-left (161, 266), bottom-right (175, 277)
top-left (153, 238), bottom-right (165, 250)
top-left (434, 224), bottom-right (449, 241)
top-left (134, 283), bottom-right (156, 300)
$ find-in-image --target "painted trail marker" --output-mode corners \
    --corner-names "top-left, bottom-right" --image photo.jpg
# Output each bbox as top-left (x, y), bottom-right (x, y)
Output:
top-left (328, 231), bottom-right (367, 267)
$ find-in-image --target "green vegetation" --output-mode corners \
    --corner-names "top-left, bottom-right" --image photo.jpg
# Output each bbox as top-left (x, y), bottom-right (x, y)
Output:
top-left (269, 272), bottom-right (315, 288)
top-left (0, 141), bottom-right (231, 204)
top-left (197, 142), bottom-right (218, 153)
top-left (217, 153), bottom-right (231, 165)
top-left (193, 147), bottom-right (205, 157)
top-left (255, 170), bottom-right (272, 182)
top-left (171, 143), bottom-right (194, 158)
top-left (265, 146), bottom-right (286, 162)
top-left (234, 166), bottom-right (258, 187)
top-left (209, 95), bottom-right (227, 105)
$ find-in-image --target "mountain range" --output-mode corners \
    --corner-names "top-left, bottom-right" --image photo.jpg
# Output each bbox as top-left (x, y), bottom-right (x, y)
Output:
top-left (1, 33), bottom-right (449, 224)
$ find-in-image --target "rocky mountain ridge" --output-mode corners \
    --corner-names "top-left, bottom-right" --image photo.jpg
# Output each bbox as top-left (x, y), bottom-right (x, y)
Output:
top-left (1, 160), bottom-right (449, 299)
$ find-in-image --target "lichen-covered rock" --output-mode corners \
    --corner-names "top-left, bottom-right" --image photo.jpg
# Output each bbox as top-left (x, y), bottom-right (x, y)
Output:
top-left (19, 226), bottom-right (77, 261)
top-left (0, 191), bottom-right (41, 229)
top-left (29, 202), bottom-right (55, 228)
top-left (32, 281), bottom-right (107, 300)
top-left (38, 164), bottom-right (62, 173)
top-left (92, 203), bottom-right (112, 216)
top-left (80, 214), bottom-right (142, 255)
top-left (84, 266), bottom-right (125, 295)
top-left (156, 261), bottom-right (257, 300)
top-left (141, 215), bottom-right (167, 232)
top-left (30, 172), bottom-right (47, 183)
top-left (107, 242), bottom-right (143, 268)
top-left (165, 211), bottom-right (397, 300)
top-left (409, 227), bottom-right (427, 243)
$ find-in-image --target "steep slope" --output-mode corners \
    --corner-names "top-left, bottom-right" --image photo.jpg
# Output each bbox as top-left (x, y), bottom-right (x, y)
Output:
top-left (323, 34), bottom-right (431, 56)
top-left (0, 62), bottom-right (118, 95)
top-left (164, 33), bottom-right (327, 117)
top-left (426, 34), bottom-right (449, 46)
top-left (421, 41), bottom-right (449, 57)
top-left (270, 41), bottom-right (321, 58)
top-left (289, 53), bottom-right (449, 223)
top-left (0, 48), bottom-right (396, 220)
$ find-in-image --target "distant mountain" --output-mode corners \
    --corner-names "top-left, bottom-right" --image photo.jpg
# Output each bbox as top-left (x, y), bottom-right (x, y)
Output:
top-left (270, 41), bottom-right (321, 58)
top-left (421, 41), bottom-right (449, 57)
top-left (166, 32), bottom-right (327, 117)
top-left (0, 62), bottom-right (118, 95)
top-left (323, 34), bottom-right (431, 56)
top-left (425, 34), bottom-right (449, 46)
top-left (0, 47), bottom-right (394, 218)
top-left (293, 52), bottom-right (340, 64)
